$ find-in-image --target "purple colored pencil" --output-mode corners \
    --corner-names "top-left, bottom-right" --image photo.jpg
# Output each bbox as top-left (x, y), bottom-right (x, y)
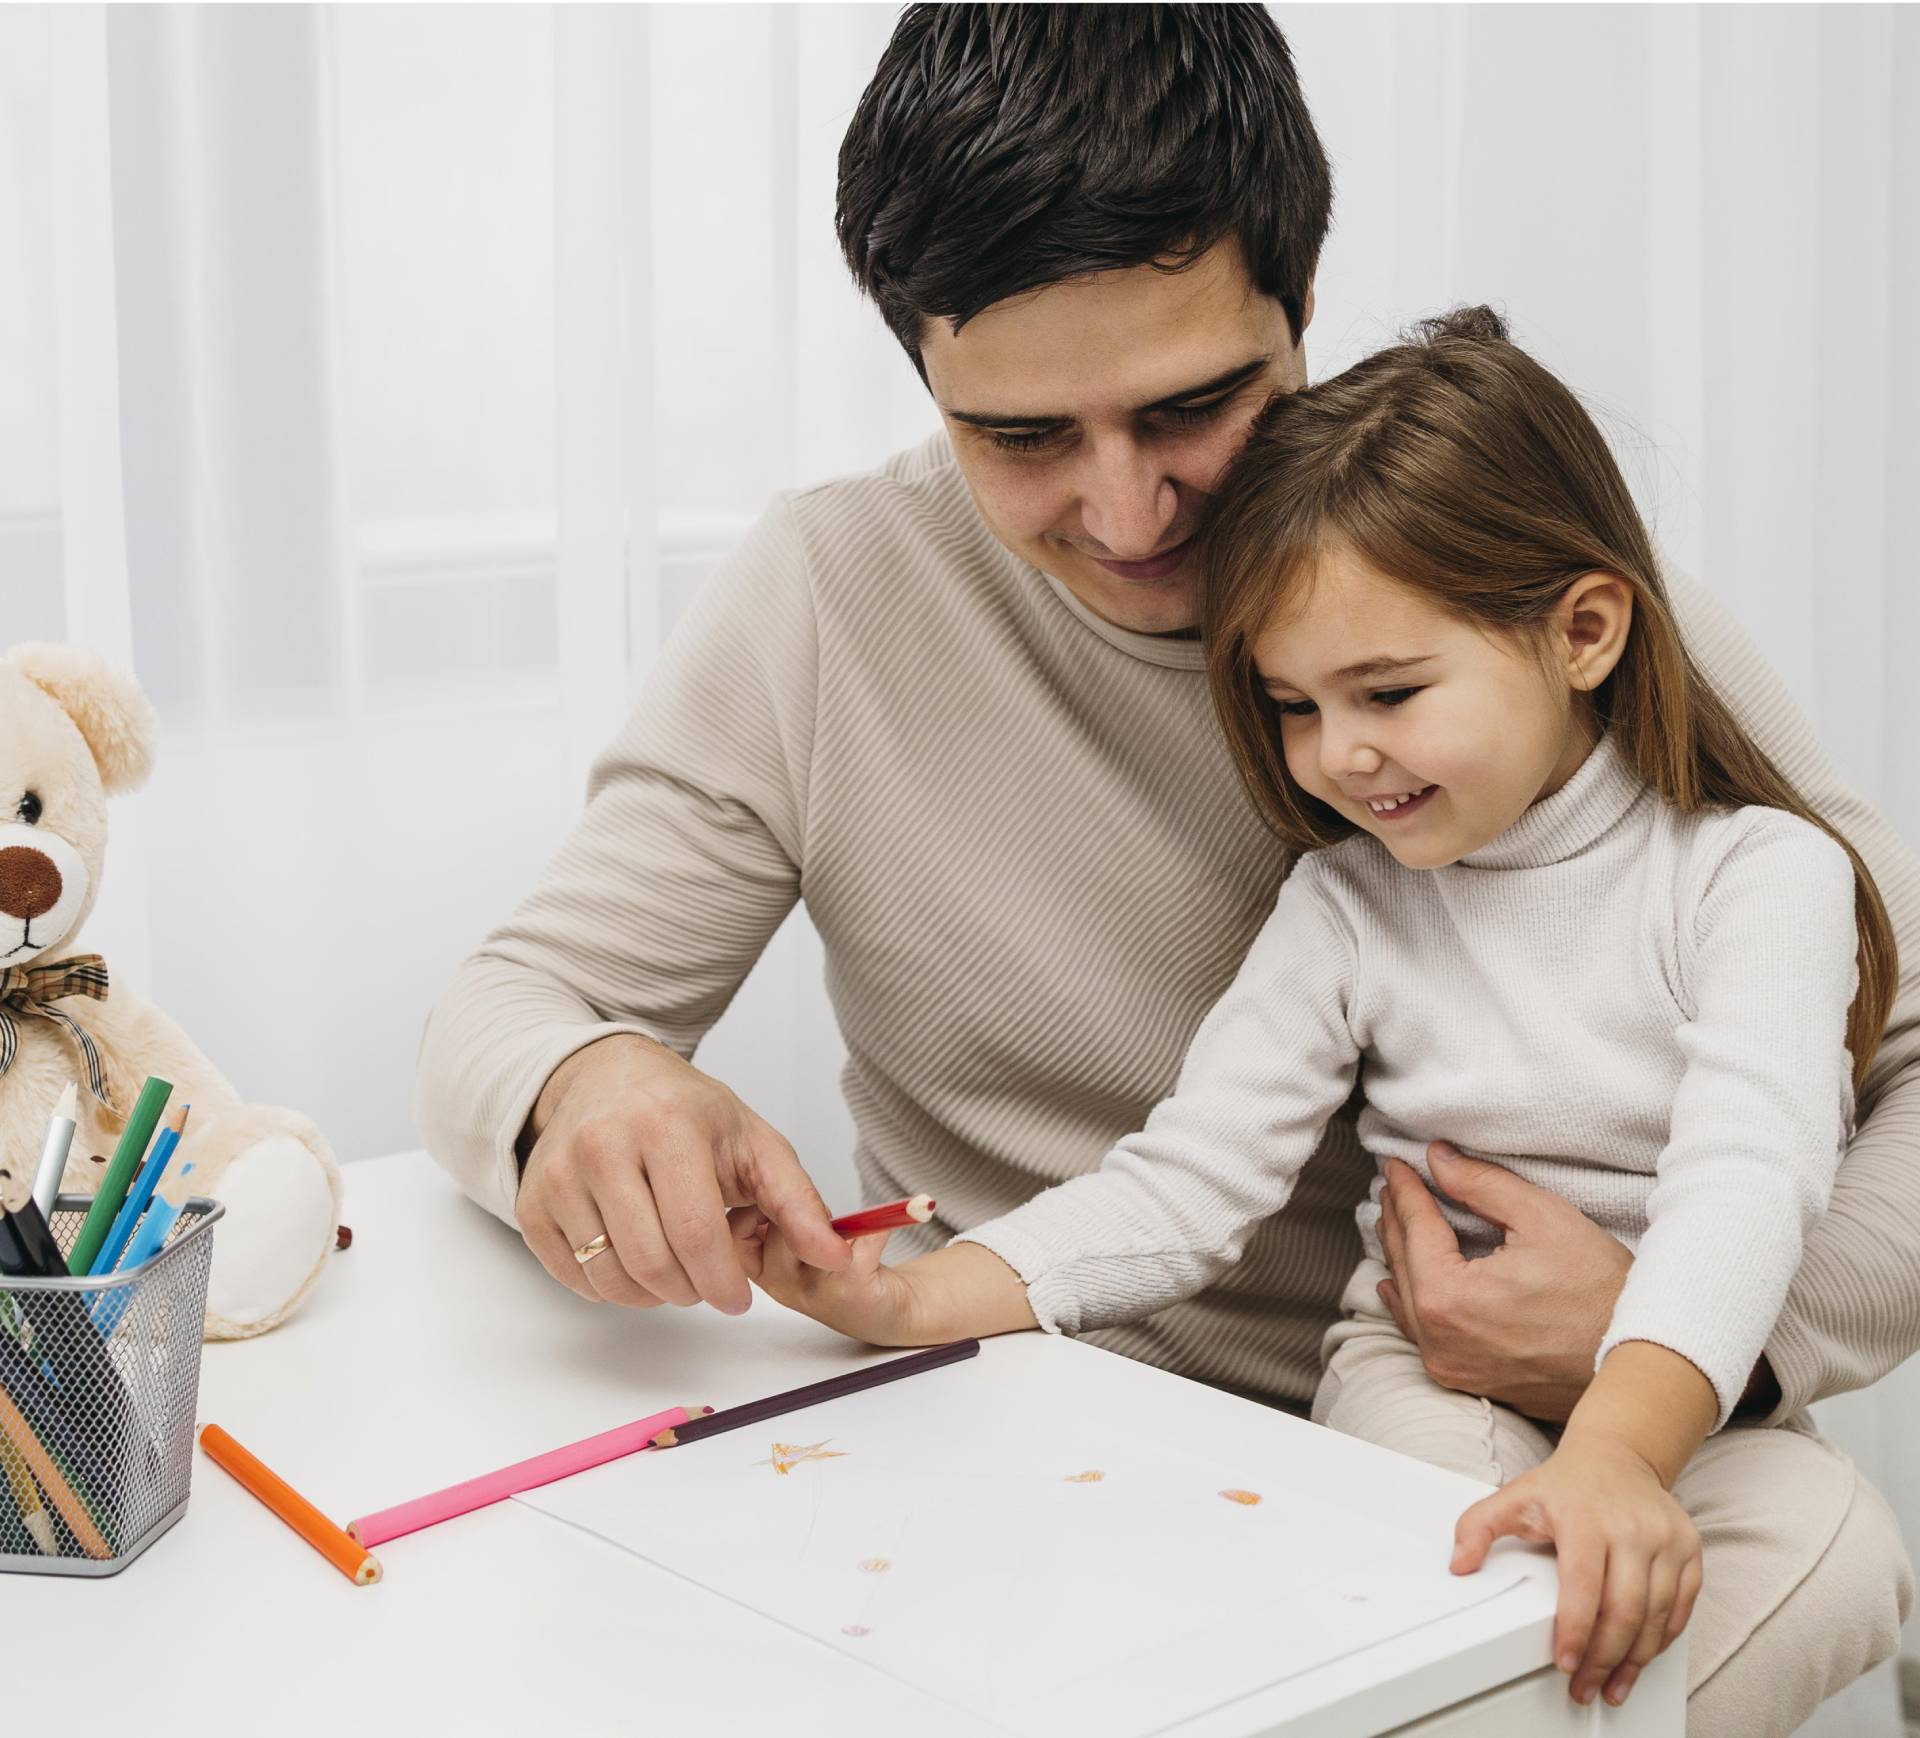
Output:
top-left (648, 1339), bottom-right (981, 1450)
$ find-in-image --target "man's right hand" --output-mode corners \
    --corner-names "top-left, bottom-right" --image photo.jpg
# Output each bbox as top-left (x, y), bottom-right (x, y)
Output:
top-left (515, 1033), bottom-right (850, 1314)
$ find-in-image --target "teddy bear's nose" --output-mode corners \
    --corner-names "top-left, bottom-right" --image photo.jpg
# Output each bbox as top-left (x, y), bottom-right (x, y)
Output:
top-left (0, 847), bottom-right (63, 921)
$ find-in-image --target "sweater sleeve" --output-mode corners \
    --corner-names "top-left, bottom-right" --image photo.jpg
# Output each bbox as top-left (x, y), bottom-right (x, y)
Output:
top-left (412, 498), bottom-right (817, 1225)
top-left (1598, 813), bottom-right (1860, 1429)
top-left (955, 855), bottom-right (1363, 1335)
top-left (1667, 568), bottom-right (1920, 1421)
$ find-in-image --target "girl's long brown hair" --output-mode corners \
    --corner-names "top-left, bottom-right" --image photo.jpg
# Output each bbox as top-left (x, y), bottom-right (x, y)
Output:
top-left (1201, 304), bottom-right (1896, 1092)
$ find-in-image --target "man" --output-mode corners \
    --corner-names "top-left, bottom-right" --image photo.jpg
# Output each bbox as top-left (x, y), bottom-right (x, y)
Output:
top-left (417, 8), bottom-right (1916, 1730)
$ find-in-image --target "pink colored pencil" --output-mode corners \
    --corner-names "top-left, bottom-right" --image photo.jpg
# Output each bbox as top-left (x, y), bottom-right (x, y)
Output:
top-left (346, 1402), bottom-right (709, 1547)
top-left (829, 1194), bottom-right (935, 1238)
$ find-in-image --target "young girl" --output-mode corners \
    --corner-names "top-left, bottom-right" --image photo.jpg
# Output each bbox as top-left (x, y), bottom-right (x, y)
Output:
top-left (746, 306), bottom-right (1898, 1712)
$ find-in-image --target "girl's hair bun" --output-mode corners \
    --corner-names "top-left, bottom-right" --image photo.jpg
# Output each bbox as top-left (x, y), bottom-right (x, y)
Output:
top-left (1407, 304), bottom-right (1510, 346)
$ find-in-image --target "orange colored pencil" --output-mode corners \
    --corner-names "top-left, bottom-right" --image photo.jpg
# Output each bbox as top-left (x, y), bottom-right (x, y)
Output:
top-left (198, 1422), bottom-right (382, 1586)
top-left (0, 1381), bottom-right (111, 1559)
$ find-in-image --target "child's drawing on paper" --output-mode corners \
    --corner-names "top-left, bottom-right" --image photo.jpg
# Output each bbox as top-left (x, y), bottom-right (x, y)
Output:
top-left (1064, 1469), bottom-right (1105, 1483)
top-left (1218, 1489), bottom-right (1262, 1506)
top-left (757, 1440), bottom-right (847, 1475)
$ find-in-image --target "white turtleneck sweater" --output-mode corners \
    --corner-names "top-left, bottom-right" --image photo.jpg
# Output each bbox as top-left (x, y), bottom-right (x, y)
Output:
top-left (960, 732), bottom-right (1862, 1429)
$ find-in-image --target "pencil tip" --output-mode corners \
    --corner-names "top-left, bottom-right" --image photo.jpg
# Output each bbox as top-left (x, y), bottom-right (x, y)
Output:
top-left (54, 1080), bottom-right (78, 1117)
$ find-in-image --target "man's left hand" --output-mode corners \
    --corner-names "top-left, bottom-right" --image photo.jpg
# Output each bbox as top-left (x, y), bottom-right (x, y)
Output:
top-left (1375, 1143), bottom-right (1634, 1422)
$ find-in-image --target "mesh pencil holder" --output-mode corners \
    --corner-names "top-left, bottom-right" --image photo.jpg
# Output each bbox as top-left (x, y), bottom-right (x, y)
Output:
top-left (0, 1193), bottom-right (222, 1576)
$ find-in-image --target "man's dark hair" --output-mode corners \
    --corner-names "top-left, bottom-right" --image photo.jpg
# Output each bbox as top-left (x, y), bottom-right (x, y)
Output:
top-left (837, 4), bottom-right (1332, 375)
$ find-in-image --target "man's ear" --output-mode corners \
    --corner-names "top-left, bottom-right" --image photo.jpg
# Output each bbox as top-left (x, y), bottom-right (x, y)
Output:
top-left (6, 643), bottom-right (157, 794)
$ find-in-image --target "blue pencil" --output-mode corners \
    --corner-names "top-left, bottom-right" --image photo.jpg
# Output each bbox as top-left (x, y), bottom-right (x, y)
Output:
top-left (91, 1166), bottom-right (193, 1335)
top-left (89, 1105), bottom-right (189, 1278)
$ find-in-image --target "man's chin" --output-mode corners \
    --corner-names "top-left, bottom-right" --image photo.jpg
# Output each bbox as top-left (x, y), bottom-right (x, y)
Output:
top-left (1066, 566), bottom-right (1204, 638)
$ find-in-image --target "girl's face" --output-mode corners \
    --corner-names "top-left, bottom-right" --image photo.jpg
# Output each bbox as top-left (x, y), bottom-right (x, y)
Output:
top-left (1250, 542), bottom-right (1615, 869)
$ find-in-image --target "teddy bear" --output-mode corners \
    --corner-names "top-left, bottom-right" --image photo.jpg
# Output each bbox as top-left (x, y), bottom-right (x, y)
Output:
top-left (0, 642), bottom-right (341, 1338)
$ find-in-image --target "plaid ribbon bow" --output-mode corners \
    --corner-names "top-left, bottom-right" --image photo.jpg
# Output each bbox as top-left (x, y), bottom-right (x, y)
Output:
top-left (0, 953), bottom-right (110, 1104)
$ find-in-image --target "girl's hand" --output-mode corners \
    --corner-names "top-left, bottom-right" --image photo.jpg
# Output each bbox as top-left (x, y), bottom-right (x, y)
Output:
top-left (739, 1215), bottom-right (1040, 1347)
top-left (738, 1215), bottom-right (926, 1345)
top-left (1450, 1437), bottom-right (1703, 1709)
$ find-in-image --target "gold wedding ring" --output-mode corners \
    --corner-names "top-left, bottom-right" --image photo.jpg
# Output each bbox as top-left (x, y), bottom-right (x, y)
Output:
top-left (572, 1232), bottom-right (612, 1265)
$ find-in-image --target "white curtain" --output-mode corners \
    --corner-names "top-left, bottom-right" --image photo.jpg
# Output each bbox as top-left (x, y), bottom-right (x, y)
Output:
top-left (3, 1), bottom-right (931, 1188)
top-left (3, 7), bottom-right (1914, 1716)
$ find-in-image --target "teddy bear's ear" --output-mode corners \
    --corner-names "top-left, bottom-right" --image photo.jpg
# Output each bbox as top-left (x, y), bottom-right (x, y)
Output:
top-left (5, 643), bottom-right (157, 795)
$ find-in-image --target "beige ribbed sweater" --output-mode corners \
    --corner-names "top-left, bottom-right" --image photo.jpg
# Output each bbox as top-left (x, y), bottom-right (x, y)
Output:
top-left (414, 431), bottom-right (1920, 1419)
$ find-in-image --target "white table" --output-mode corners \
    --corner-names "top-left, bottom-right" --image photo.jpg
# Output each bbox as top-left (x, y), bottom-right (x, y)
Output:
top-left (3, 1153), bottom-right (1682, 1736)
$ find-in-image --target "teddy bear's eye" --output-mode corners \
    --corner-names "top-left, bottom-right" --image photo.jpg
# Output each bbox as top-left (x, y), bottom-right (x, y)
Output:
top-left (16, 792), bottom-right (41, 826)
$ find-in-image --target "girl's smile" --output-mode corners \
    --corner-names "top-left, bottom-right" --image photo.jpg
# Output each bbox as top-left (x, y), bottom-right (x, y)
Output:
top-left (1353, 783), bottom-right (1439, 821)
top-left (1250, 539), bottom-right (1615, 870)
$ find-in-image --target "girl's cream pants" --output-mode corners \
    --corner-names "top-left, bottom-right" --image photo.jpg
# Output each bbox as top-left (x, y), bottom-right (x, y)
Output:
top-left (1314, 1259), bottom-right (1913, 1738)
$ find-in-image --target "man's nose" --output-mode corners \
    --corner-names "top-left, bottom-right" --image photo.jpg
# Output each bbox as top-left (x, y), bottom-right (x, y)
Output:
top-left (0, 847), bottom-right (62, 921)
top-left (1077, 441), bottom-right (1181, 559)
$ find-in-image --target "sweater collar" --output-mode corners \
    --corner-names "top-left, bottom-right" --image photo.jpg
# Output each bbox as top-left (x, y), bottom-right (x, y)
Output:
top-left (1036, 571), bottom-right (1207, 671)
top-left (1457, 730), bottom-right (1648, 870)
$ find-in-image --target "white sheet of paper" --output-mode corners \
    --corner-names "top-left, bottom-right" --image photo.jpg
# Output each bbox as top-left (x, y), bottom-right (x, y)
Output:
top-left (519, 1355), bottom-right (1523, 1738)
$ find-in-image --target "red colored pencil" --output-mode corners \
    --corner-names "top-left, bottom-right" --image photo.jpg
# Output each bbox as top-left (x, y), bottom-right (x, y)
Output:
top-left (828, 1194), bottom-right (935, 1239)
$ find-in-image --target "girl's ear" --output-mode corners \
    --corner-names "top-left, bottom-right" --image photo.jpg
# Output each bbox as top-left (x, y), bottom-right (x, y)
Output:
top-left (5, 643), bottom-right (158, 794)
top-left (1558, 573), bottom-right (1634, 693)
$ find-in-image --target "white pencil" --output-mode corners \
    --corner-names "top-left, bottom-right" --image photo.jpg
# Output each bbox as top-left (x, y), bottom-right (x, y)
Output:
top-left (28, 1080), bottom-right (78, 1220)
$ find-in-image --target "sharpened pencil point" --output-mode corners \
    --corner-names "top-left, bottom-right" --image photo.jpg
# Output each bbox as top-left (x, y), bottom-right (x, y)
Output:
top-left (651, 1429), bottom-right (679, 1449)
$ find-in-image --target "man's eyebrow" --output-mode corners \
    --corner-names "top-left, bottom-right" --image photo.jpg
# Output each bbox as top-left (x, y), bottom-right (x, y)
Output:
top-left (1261, 653), bottom-right (1435, 689)
top-left (945, 357), bottom-right (1273, 430)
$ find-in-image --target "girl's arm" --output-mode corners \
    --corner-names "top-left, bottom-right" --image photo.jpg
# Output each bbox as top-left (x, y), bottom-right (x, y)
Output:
top-left (754, 855), bottom-right (1365, 1344)
top-left (1597, 810), bottom-right (1862, 1430)
top-left (1670, 569), bottom-right (1920, 1423)
top-left (1452, 808), bottom-right (1862, 1711)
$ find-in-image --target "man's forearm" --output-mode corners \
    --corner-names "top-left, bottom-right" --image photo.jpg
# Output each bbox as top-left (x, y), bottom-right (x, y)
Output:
top-left (415, 951), bottom-right (650, 1225)
top-left (1762, 1060), bottom-right (1920, 1420)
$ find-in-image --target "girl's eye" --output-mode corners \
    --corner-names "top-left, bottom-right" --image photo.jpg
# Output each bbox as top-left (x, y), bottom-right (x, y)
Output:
top-left (1270, 687), bottom-right (1420, 717)
top-left (16, 791), bottom-right (41, 825)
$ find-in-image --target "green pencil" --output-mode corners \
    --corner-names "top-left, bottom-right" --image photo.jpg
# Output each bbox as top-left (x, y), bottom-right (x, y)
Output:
top-left (66, 1076), bottom-right (171, 1276)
